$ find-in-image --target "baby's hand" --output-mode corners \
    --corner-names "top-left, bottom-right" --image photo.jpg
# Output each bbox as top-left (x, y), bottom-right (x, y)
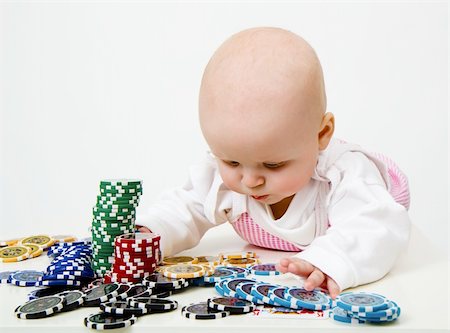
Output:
top-left (276, 257), bottom-right (340, 299)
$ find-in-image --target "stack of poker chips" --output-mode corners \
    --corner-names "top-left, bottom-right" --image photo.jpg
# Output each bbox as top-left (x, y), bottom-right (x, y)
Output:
top-left (103, 233), bottom-right (161, 283)
top-left (331, 292), bottom-right (401, 324)
top-left (91, 179), bottom-right (143, 277)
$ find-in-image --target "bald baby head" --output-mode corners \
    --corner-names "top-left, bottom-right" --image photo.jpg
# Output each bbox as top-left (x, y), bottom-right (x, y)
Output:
top-left (199, 27), bottom-right (327, 142)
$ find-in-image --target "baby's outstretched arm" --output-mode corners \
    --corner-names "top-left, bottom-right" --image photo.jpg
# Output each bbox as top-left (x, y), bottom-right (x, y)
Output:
top-left (276, 257), bottom-right (340, 299)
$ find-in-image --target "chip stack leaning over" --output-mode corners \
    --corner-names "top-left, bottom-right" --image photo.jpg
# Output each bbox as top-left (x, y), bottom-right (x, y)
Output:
top-left (91, 180), bottom-right (143, 277)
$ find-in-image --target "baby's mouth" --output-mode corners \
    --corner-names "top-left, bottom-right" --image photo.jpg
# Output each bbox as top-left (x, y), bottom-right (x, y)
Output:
top-left (251, 195), bottom-right (269, 201)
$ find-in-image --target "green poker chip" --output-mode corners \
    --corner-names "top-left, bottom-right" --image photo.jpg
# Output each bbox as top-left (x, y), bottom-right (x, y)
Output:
top-left (99, 188), bottom-right (143, 195)
top-left (93, 206), bottom-right (134, 213)
top-left (96, 195), bottom-right (140, 203)
top-left (100, 179), bottom-right (142, 186)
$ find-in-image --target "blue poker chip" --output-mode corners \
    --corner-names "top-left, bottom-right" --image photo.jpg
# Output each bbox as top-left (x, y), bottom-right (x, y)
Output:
top-left (224, 266), bottom-right (248, 278)
top-left (204, 267), bottom-right (237, 283)
top-left (35, 279), bottom-right (82, 287)
top-left (267, 287), bottom-right (293, 308)
top-left (222, 278), bottom-right (256, 297)
top-left (336, 292), bottom-right (390, 313)
top-left (249, 263), bottom-right (281, 276)
top-left (285, 287), bottom-right (332, 310)
top-left (214, 279), bottom-right (229, 296)
top-left (330, 307), bottom-right (366, 324)
top-left (250, 283), bottom-right (280, 305)
top-left (235, 282), bottom-right (264, 305)
top-left (350, 301), bottom-right (401, 319)
top-left (10, 270), bottom-right (44, 287)
top-left (190, 277), bottom-right (215, 287)
top-left (0, 271), bottom-right (16, 284)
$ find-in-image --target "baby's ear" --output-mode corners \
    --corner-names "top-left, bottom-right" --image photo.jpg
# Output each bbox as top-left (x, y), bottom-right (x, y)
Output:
top-left (318, 112), bottom-right (335, 150)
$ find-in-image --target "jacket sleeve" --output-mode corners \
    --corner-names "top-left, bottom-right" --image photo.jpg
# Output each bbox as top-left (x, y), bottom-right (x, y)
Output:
top-left (295, 152), bottom-right (411, 291)
top-left (136, 156), bottom-right (231, 257)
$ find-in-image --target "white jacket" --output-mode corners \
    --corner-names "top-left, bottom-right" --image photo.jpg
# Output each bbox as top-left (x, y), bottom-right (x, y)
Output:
top-left (137, 138), bottom-right (411, 290)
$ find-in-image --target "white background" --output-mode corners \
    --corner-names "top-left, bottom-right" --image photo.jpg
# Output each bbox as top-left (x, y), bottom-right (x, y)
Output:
top-left (0, 1), bottom-right (448, 257)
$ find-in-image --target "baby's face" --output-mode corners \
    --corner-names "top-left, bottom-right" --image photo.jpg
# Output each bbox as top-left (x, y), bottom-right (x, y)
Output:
top-left (199, 28), bottom-right (332, 206)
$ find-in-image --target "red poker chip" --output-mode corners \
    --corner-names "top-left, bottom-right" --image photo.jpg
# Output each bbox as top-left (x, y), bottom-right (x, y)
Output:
top-left (115, 233), bottom-right (160, 245)
top-left (115, 241), bottom-right (154, 250)
top-left (109, 276), bottom-right (141, 283)
top-left (110, 271), bottom-right (152, 279)
top-left (114, 253), bottom-right (156, 260)
top-left (113, 263), bottom-right (156, 271)
top-left (114, 258), bottom-right (156, 266)
top-left (114, 250), bottom-right (154, 257)
top-left (112, 264), bottom-right (156, 271)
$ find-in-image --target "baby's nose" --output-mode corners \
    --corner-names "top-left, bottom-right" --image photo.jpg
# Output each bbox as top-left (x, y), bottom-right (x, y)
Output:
top-left (241, 169), bottom-right (264, 188)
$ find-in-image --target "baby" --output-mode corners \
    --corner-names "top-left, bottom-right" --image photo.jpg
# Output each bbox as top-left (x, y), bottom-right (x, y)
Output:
top-left (137, 27), bottom-right (411, 299)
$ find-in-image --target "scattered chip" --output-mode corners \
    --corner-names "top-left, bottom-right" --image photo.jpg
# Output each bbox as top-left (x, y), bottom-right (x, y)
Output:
top-left (100, 301), bottom-right (148, 316)
top-left (10, 270), bottom-right (44, 287)
top-left (222, 258), bottom-right (259, 268)
top-left (182, 302), bottom-right (230, 320)
top-left (162, 264), bottom-right (206, 279)
top-left (84, 312), bottom-right (137, 330)
top-left (162, 256), bottom-right (198, 265)
top-left (19, 235), bottom-right (54, 249)
top-left (24, 244), bottom-right (43, 259)
top-left (207, 296), bottom-right (256, 314)
top-left (0, 245), bottom-right (31, 263)
top-left (285, 287), bottom-right (332, 310)
top-left (249, 263), bottom-right (281, 276)
top-left (128, 297), bottom-right (178, 311)
top-left (15, 295), bottom-right (66, 319)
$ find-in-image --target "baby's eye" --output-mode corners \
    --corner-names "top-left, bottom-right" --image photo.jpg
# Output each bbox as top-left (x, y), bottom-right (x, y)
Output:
top-left (224, 160), bottom-right (240, 167)
top-left (263, 162), bottom-right (285, 169)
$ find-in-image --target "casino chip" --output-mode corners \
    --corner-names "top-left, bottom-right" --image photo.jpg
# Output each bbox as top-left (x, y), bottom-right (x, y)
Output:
top-left (336, 292), bottom-right (391, 313)
top-left (195, 255), bottom-right (221, 267)
top-left (207, 296), bottom-right (256, 314)
top-left (235, 281), bottom-right (265, 305)
top-left (24, 244), bottom-right (43, 259)
top-left (204, 267), bottom-right (237, 283)
top-left (249, 283), bottom-right (280, 305)
top-left (128, 297), bottom-right (178, 312)
top-left (285, 287), bottom-right (332, 310)
top-left (100, 301), bottom-right (149, 316)
top-left (83, 283), bottom-right (121, 307)
top-left (267, 287), bottom-right (293, 308)
top-left (84, 312), bottom-right (137, 330)
top-left (57, 290), bottom-right (85, 312)
top-left (222, 278), bottom-right (256, 297)
top-left (0, 271), bottom-right (16, 284)
top-left (249, 263), bottom-right (281, 276)
top-left (19, 235), bottom-right (55, 249)
top-left (15, 295), bottom-right (66, 319)
top-left (182, 302), bottom-right (230, 320)
top-left (222, 258), bottom-right (260, 268)
top-left (162, 264), bottom-right (206, 279)
top-left (0, 245), bottom-right (31, 263)
top-left (330, 307), bottom-right (366, 324)
top-left (10, 270), bottom-right (44, 287)
top-left (162, 256), bottom-right (198, 265)
top-left (142, 272), bottom-right (186, 289)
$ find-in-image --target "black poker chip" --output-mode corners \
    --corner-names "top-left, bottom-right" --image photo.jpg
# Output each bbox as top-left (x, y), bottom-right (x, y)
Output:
top-left (100, 301), bottom-right (149, 316)
top-left (142, 272), bottom-right (186, 288)
top-left (84, 312), bottom-right (137, 329)
top-left (207, 296), bottom-right (256, 314)
top-left (128, 297), bottom-right (178, 312)
top-left (127, 284), bottom-right (152, 298)
top-left (15, 295), bottom-right (66, 319)
top-left (57, 290), bottom-right (85, 312)
top-left (182, 302), bottom-right (230, 320)
top-left (83, 283), bottom-right (121, 307)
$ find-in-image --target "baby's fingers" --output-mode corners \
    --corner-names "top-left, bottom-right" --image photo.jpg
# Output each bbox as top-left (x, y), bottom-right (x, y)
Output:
top-left (303, 268), bottom-right (325, 291)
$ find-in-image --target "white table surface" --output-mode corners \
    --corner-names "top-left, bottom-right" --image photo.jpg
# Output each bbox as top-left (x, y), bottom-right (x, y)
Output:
top-left (0, 223), bottom-right (449, 333)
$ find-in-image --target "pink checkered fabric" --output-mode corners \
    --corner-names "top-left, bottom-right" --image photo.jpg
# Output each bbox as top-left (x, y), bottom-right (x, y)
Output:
top-left (231, 152), bottom-right (410, 251)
